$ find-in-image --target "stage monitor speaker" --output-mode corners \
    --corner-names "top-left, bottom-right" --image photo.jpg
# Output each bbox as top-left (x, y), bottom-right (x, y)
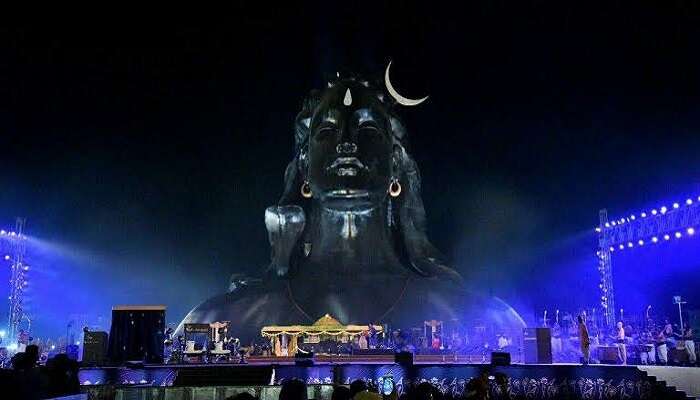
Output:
top-left (522, 328), bottom-right (552, 364)
top-left (107, 305), bottom-right (165, 364)
top-left (395, 351), bottom-right (414, 365)
top-left (82, 331), bottom-right (108, 365)
top-left (491, 351), bottom-right (511, 366)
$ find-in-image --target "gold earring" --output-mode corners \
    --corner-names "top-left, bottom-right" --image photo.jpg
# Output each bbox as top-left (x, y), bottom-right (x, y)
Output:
top-left (301, 181), bottom-right (313, 198)
top-left (389, 178), bottom-right (401, 197)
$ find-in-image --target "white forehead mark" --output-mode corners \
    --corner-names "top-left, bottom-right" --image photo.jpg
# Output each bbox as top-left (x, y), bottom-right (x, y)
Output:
top-left (343, 88), bottom-right (352, 106)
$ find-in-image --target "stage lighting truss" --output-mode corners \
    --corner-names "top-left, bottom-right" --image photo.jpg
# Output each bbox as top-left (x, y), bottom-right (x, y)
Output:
top-left (599, 197), bottom-right (700, 250)
top-left (596, 196), bottom-right (700, 328)
top-left (1, 218), bottom-right (28, 342)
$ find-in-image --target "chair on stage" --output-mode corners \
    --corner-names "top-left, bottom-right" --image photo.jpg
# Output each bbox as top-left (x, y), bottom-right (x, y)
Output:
top-left (183, 323), bottom-right (209, 363)
top-left (209, 321), bottom-right (232, 363)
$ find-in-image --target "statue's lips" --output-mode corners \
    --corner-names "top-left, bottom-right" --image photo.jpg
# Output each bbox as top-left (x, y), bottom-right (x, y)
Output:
top-left (326, 157), bottom-right (368, 177)
top-left (326, 189), bottom-right (370, 199)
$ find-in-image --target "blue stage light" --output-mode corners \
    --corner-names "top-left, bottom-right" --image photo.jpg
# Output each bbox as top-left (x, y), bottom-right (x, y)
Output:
top-left (595, 227), bottom-right (602, 232)
top-left (641, 212), bottom-right (647, 217)
top-left (4, 255), bottom-right (9, 260)
top-left (611, 221), bottom-right (616, 226)
top-left (687, 199), bottom-right (693, 205)
top-left (664, 234), bottom-right (670, 240)
top-left (660, 206), bottom-right (668, 214)
top-left (673, 203), bottom-right (680, 209)
top-left (687, 227), bottom-right (695, 235)
top-left (609, 246), bottom-right (615, 252)
top-left (627, 242), bottom-right (633, 248)
top-left (638, 240), bottom-right (644, 245)
top-left (675, 232), bottom-right (682, 238)
top-left (652, 209), bottom-right (658, 215)
top-left (605, 222), bottom-right (610, 227)
top-left (651, 237), bottom-right (658, 243)
top-left (619, 244), bottom-right (624, 249)
top-left (0, 230), bottom-right (5, 235)
top-left (630, 215), bottom-right (636, 220)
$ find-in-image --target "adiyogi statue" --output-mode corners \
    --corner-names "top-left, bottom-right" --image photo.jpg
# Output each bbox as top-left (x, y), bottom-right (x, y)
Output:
top-left (178, 64), bottom-right (524, 342)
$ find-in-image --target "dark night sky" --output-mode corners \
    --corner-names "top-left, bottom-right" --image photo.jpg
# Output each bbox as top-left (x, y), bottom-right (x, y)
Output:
top-left (2, 3), bottom-right (700, 335)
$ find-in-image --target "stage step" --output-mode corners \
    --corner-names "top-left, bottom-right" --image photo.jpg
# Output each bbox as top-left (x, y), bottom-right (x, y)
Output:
top-left (639, 366), bottom-right (700, 399)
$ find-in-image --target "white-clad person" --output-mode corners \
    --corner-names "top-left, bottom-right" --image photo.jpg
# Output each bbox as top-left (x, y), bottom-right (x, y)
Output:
top-left (682, 327), bottom-right (696, 365)
top-left (655, 330), bottom-right (668, 365)
top-left (615, 321), bottom-right (627, 365)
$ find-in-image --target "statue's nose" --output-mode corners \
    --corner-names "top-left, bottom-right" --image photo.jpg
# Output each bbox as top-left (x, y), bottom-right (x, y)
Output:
top-left (336, 142), bottom-right (357, 154)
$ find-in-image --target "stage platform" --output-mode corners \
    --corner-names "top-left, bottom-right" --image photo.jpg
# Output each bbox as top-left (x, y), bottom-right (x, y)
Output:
top-left (78, 357), bottom-right (698, 400)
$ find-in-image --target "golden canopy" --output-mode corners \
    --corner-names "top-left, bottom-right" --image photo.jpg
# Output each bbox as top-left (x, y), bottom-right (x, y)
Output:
top-left (260, 314), bottom-right (383, 337)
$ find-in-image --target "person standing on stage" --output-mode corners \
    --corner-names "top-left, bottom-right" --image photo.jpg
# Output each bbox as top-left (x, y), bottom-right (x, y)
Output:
top-left (615, 321), bottom-right (627, 365)
top-left (577, 315), bottom-right (591, 365)
top-left (656, 330), bottom-right (668, 365)
top-left (639, 330), bottom-right (656, 365)
top-left (682, 327), bottom-right (696, 365)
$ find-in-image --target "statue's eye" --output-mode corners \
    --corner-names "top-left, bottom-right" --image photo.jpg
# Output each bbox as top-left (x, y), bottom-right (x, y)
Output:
top-left (316, 124), bottom-right (338, 139)
top-left (358, 122), bottom-right (380, 135)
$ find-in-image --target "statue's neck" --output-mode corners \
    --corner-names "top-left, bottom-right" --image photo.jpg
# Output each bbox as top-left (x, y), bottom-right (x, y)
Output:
top-left (299, 201), bottom-right (402, 274)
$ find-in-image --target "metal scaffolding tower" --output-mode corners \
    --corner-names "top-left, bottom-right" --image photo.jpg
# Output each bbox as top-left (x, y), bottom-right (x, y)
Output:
top-left (6, 218), bottom-right (27, 341)
top-left (597, 195), bottom-right (700, 329)
top-left (597, 209), bottom-right (616, 329)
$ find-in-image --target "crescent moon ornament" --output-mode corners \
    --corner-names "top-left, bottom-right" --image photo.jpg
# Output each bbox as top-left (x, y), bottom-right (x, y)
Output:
top-left (384, 61), bottom-right (429, 106)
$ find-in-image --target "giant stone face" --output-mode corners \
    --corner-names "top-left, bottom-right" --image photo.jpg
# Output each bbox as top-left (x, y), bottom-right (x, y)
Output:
top-left (307, 83), bottom-right (393, 210)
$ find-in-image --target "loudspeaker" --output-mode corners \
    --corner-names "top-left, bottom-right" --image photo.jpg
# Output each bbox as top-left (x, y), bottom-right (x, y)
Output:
top-left (491, 351), bottom-right (511, 366)
top-left (395, 351), bottom-right (414, 365)
top-left (82, 331), bottom-right (108, 365)
top-left (522, 328), bottom-right (552, 364)
top-left (107, 305), bottom-right (166, 364)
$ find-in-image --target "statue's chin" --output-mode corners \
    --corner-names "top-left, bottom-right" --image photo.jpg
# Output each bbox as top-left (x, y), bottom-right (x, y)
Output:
top-left (319, 189), bottom-right (379, 211)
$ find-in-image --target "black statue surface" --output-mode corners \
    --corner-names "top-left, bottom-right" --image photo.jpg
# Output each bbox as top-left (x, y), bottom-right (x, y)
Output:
top-left (178, 71), bottom-right (524, 342)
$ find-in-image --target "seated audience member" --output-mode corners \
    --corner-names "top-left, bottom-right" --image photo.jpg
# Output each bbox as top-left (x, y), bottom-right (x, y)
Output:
top-left (332, 385), bottom-right (352, 400)
top-left (350, 379), bottom-right (369, 399)
top-left (227, 392), bottom-right (258, 400)
top-left (279, 379), bottom-right (308, 400)
top-left (45, 354), bottom-right (80, 399)
top-left (465, 371), bottom-right (490, 400)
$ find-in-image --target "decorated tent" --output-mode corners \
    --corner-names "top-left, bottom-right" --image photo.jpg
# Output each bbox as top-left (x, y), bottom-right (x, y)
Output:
top-left (260, 314), bottom-right (383, 356)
